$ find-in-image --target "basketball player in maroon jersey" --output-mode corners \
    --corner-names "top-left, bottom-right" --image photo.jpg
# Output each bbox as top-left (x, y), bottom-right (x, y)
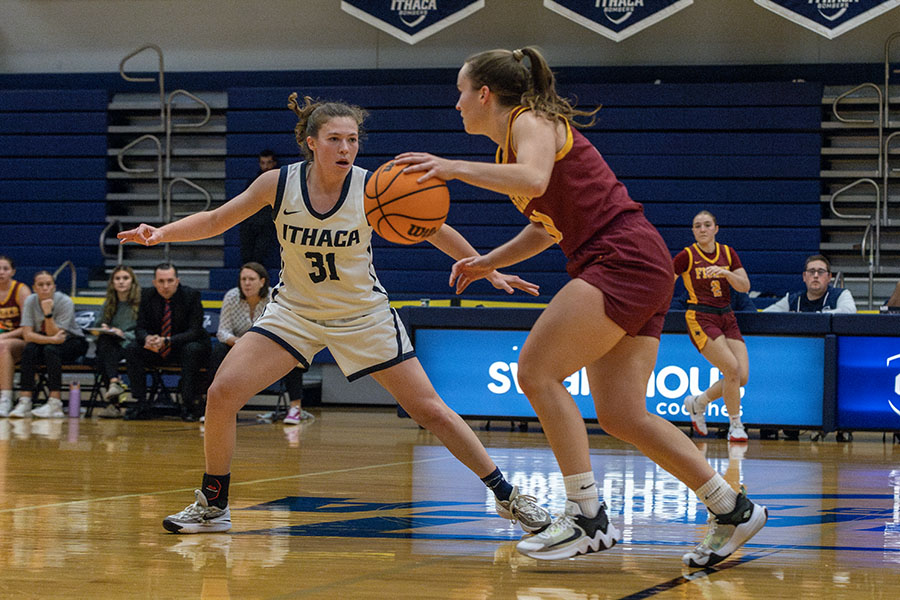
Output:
top-left (673, 211), bottom-right (751, 442)
top-left (0, 256), bottom-right (31, 416)
top-left (396, 46), bottom-right (766, 566)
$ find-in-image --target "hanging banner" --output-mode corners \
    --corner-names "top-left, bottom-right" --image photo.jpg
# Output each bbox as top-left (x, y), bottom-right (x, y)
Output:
top-left (341, 0), bottom-right (484, 45)
top-left (543, 0), bottom-right (694, 42)
top-left (754, 0), bottom-right (900, 39)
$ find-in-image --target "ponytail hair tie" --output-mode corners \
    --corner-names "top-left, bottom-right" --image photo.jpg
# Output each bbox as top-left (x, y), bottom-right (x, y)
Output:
top-left (512, 49), bottom-right (524, 62)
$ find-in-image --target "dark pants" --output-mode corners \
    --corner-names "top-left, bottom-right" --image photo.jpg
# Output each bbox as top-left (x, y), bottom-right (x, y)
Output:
top-left (210, 341), bottom-right (304, 400)
top-left (95, 334), bottom-right (129, 382)
top-left (239, 208), bottom-right (277, 268)
top-left (124, 341), bottom-right (210, 410)
top-left (19, 336), bottom-right (89, 393)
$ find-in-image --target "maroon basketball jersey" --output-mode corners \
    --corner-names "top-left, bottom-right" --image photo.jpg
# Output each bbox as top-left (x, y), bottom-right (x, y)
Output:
top-left (673, 243), bottom-right (743, 308)
top-left (496, 107), bottom-right (643, 258)
top-left (0, 280), bottom-right (24, 332)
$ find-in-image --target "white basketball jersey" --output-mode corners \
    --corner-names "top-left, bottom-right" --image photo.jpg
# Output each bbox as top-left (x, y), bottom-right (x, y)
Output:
top-left (271, 162), bottom-right (389, 320)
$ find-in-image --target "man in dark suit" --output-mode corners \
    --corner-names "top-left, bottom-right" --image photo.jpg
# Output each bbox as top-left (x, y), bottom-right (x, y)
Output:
top-left (124, 263), bottom-right (210, 421)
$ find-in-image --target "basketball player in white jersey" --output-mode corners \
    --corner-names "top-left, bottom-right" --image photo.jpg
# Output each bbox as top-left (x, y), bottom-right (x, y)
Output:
top-left (118, 93), bottom-right (551, 536)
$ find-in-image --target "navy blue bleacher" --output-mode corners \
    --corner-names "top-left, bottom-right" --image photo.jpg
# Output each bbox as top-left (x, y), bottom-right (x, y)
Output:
top-left (220, 81), bottom-right (822, 301)
top-left (0, 90), bottom-right (107, 285)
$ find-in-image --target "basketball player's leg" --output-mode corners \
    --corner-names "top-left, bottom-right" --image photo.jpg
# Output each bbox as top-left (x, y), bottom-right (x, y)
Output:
top-left (514, 279), bottom-right (627, 559)
top-left (699, 336), bottom-right (749, 441)
top-left (371, 359), bottom-right (551, 533)
top-left (516, 279), bottom-right (626, 476)
top-left (591, 335), bottom-right (766, 568)
top-left (204, 332), bottom-right (300, 474)
top-left (163, 332), bottom-right (298, 534)
top-left (0, 338), bottom-right (25, 416)
top-left (699, 336), bottom-right (741, 415)
top-left (591, 335), bottom-right (716, 489)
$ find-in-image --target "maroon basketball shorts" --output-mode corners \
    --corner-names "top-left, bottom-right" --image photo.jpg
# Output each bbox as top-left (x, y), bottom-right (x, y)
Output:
top-left (567, 211), bottom-right (674, 339)
top-left (685, 309), bottom-right (744, 352)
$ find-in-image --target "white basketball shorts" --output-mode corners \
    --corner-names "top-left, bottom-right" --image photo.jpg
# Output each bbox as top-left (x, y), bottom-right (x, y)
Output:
top-left (248, 298), bottom-right (415, 381)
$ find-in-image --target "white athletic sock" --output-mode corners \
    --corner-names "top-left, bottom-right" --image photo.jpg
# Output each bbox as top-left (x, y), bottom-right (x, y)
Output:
top-left (696, 391), bottom-right (711, 408)
top-left (0, 390), bottom-right (11, 403)
top-left (729, 415), bottom-right (743, 428)
top-left (564, 471), bottom-right (601, 518)
top-left (696, 473), bottom-right (739, 516)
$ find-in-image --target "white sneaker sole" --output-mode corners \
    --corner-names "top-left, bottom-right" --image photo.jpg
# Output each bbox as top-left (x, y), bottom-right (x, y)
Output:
top-left (683, 503), bottom-right (768, 567)
top-left (162, 518), bottom-right (232, 534)
top-left (517, 521), bottom-right (620, 560)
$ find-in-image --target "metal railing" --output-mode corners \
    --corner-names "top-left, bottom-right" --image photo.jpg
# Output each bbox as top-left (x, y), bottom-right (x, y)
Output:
top-left (165, 89), bottom-right (211, 178)
top-left (52, 261), bottom-right (77, 297)
top-left (113, 43), bottom-right (215, 269)
top-left (826, 33), bottom-right (900, 307)
top-left (832, 83), bottom-right (883, 177)
top-left (99, 219), bottom-right (124, 265)
top-left (119, 44), bottom-right (165, 129)
top-left (117, 133), bottom-right (164, 220)
top-left (885, 31), bottom-right (900, 126)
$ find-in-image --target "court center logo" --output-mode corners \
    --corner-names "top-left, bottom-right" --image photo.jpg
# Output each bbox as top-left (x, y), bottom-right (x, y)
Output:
top-left (341, 1), bottom-right (484, 45)
top-left (886, 353), bottom-right (900, 417)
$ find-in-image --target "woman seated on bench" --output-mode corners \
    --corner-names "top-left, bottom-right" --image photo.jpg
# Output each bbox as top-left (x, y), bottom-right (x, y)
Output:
top-left (8, 271), bottom-right (88, 418)
top-left (0, 255), bottom-right (31, 418)
top-left (93, 265), bottom-right (141, 418)
top-left (212, 262), bottom-right (311, 424)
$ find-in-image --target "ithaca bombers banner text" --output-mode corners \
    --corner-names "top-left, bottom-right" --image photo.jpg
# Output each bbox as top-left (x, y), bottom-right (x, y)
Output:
top-left (543, 0), bottom-right (694, 42)
top-left (341, 0), bottom-right (484, 45)
top-left (754, 0), bottom-right (900, 39)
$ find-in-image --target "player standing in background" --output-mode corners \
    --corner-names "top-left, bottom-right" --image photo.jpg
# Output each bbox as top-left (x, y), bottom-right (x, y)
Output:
top-left (673, 211), bottom-right (751, 442)
top-left (118, 93), bottom-right (550, 537)
top-left (395, 46), bottom-right (767, 566)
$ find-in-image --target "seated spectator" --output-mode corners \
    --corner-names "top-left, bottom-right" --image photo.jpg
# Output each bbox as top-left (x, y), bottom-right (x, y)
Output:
top-left (671, 290), bottom-right (757, 312)
top-left (212, 262), bottom-right (311, 424)
top-left (0, 256), bottom-right (31, 417)
top-left (762, 255), bottom-right (856, 314)
top-left (123, 263), bottom-right (210, 422)
top-left (92, 266), bottom-right (141, 418)
top-left (8, 271), bottom-right (88, 418)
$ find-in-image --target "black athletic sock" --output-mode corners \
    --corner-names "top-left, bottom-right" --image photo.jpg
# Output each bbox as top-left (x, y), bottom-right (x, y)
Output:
top-left (201, 473), bottom-right (231, 509)
top-left (481, 467), bottom-right (514, 502)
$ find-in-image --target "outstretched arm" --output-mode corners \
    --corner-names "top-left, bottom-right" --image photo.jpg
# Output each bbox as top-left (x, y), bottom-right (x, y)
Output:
top-left (118, 170), bottom-right (279, 246)
top-left (395, 111), bottom-right (558, 199)
top-left (427, 224), bottom-right (539, 296)
top-left (449, 222), bottom-right (555, 295)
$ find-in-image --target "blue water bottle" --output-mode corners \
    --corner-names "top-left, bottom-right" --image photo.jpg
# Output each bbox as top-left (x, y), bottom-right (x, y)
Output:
top-left (68, 381), bottom-right (81, 418)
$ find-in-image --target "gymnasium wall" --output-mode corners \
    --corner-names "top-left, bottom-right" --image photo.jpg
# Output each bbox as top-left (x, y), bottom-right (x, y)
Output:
top-left (0, 0), bottom-right (895, 73)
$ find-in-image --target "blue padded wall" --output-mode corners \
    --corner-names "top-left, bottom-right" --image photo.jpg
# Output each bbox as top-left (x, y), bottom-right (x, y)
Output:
top-left (224, 81), bottom-right (823, 301)
top-left (0, 90), bottom-right (107, 285)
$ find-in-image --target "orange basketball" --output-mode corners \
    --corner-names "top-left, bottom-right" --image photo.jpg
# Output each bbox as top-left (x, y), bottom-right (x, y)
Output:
top-left (364, 159), bottom-right (449, 245)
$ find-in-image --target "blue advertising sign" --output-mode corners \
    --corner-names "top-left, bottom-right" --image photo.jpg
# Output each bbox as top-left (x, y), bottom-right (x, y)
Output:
top-left (754, 0), bottom-right (900, 39)
top-left (415, 329), bottom-right (824, 427)
top-left (543, 0), bottom-right (694, 42)
top-left (341, 0), bottom-right (484, 45)
top-left (837, 336), bottom-right (900, 430)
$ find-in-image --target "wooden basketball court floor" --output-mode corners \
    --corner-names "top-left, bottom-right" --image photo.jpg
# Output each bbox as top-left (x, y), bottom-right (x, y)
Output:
top-left (0, 408), bottom-right (897, 599)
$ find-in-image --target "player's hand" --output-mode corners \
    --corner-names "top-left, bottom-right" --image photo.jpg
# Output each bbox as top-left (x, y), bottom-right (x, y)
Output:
top-left (706, 265), bottom-right (726, 277)
top-left (486, 271), bottom-right (540, 296)
top-left (118, 223), bottom-right (163, 246)
top-left (393, 151), bottom-right (456, 184)
top-left (450, 255), bottom-right (494, 294)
